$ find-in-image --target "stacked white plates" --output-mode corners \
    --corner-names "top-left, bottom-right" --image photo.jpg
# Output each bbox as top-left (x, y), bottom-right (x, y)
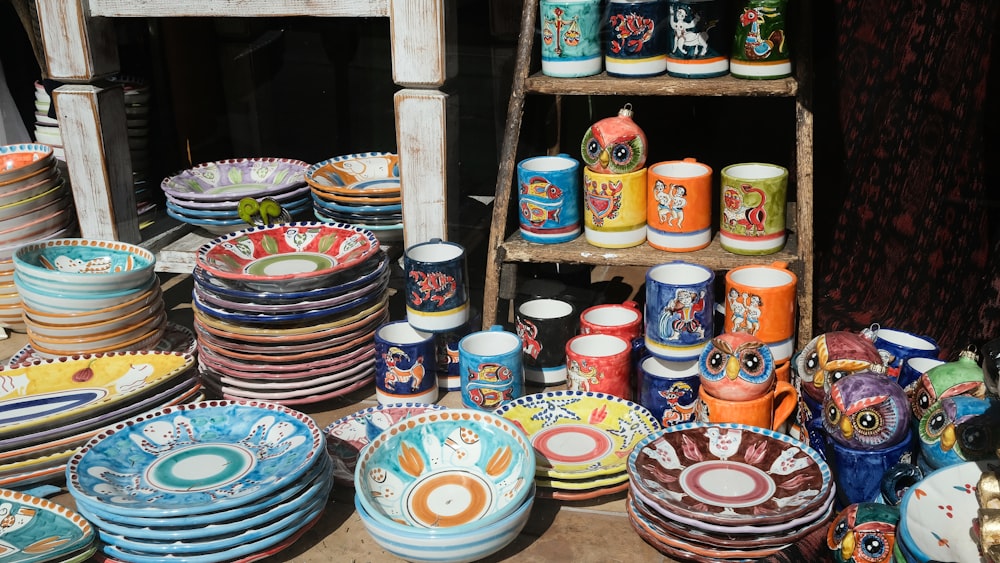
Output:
top-left (306, 152), bottom-right (404, 242)
top-left (108, 75), bottom-right (156, 222)
top-left (0, 350), bottom-right (199, 489)
top-left (191, 222), bottom-right (389, 404)
top-left (626, 422), bottom-right (836, 561)
top-left (13, 238), bottom-right (165, 359)
top-left (161, 157), bottom-right (312, 235)
top-left (31, 81), bottom-right (64, 161)
top-left (0, 143), bottom-right (77, 332)
top-left (65, 400), bottom-right (332, 563)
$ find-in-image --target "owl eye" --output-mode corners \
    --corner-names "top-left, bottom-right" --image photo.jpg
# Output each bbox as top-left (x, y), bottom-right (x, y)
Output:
top-left (828, 370), bottom-right (851, 385)
top-left (852, 409), bottom-right (884, 434)
top-left (923, 407), bottom-right (948, 439)
top-left (605, 138), bottom-right (645, 174)
top-left (825, 404), bottom-right (842, 426)
top-left (701, 348), bottom-right (728, 381)
top-left (738, 349), bottom-right (769, 383)
top-left (827, 516), bottom-right (850, 548)
top-left (915, 390), bottom-right (933, 412)
top-left (581, 132), bottom-right (601, 167)
top-left (857, 531), bottom-right (890, 561)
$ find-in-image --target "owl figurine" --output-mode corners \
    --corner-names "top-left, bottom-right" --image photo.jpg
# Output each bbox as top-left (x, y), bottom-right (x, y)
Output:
top-left (917, 394), bottom-right (996, 471)
top-left (827, 502), bottom-right (900, 563)
top-left (910, 347), bottom-right (986, 421)
top-left (698, 331), bottom-right (775, 402)
top-left (580, 104), bottom-right (648, 174)
top-left (823, 371), bottom-right (911, 450)
top-left (794, 331), bottom-right (886, 407)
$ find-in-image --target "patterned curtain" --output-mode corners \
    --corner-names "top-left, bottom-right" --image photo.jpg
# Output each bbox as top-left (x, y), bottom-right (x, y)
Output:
top-left (814, 0), bottom-right (1000, 360)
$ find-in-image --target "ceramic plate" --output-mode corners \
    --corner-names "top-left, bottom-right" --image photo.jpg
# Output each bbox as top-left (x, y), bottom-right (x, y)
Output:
top-left (494, 390), bottom-right (660, 479)
top-left (535, 480), bottom-right (629, 501)
top-left (535, 469), bottom-right (629, 490)
top-left (305, 152), bottom-right (399, 191)
top-left (195, 221), bottom-right (380, 292)
top-left (898, 459), bottom-right (997, 563)
top-left (313, 197), bottom-right (402, 214)
top-left (66, 400), bottom-right (324, 516)
top-left (200, 362), bottom-right (374, 400)
top-left (163, 183), bottom-right (310, 211)
top-left (191, 296), bottom-right (388, 338)
top-left (8, 322), bottom-right (195, 368)
top-left (160, 158), bottom-right (309, 202)
top-left (628, 421), bottom-right (832, 527)
top-left (208, 376), bottom-right (372, 406)
top-left (0, 351), bottom-right (195, 439)
top-left (324, 402), bottom-right (450, 484)
top-left (0, 488), bottom-right (94, 562)
top-left (0, 143), bottom-right (54, 183)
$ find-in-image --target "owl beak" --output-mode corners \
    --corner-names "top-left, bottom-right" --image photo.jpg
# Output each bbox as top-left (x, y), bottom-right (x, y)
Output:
top-left (726, 356), bottom-right (741, 380)
top-left (813, 371), bottom-right (826, 388)
top-left (840, 416), bottom-right (854, 439)
top-left (599, 149), bottom-right (610, 169)
top-left (941, 423), bottom-right (956, 452)
top-left (841, 532), bottom-right (855, 560)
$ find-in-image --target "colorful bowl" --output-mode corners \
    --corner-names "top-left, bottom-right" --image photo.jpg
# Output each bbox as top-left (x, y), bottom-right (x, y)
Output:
top-left (0, 143), bottom-right (55, 183)
top-left (14, 238), bottom-right (156, 293)
top-left (305, 152), bottom-right (399, 192)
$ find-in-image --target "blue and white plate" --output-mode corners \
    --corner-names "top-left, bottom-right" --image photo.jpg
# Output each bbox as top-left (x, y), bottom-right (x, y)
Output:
top-left (66, 400), bottom-right (324, 517)
top-left (312, 196), bottom-right (402, 214)
top-left (0, 488), bottom-right (95, 563)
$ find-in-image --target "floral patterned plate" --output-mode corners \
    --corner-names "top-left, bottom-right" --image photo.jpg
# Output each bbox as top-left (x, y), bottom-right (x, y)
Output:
top-left (0, 487), bottom-right (95, 563)
top-left (628, 421), bottom-right (832, 527)
top-left (494, 390), bottom-right (660, 480)
top-left (161, 158), bottom-right (309, 202)
top-left (66, 400), bottom-right (324, 517)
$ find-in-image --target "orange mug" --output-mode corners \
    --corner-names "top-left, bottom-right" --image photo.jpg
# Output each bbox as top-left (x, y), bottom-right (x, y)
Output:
top-left (645, 158), bottom-right (713, 252)
top-left (696, 380), bottom-right (798, 431)
top-left (724, 261), bottom-right (798, 363)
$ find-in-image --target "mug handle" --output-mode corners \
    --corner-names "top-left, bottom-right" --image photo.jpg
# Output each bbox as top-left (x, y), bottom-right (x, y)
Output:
top-left (771, 380), bottom-right (799, 431)
top-left (489, 324), bottom-right (505, 332)
top-left (880, 462), bottom-right (924, 506)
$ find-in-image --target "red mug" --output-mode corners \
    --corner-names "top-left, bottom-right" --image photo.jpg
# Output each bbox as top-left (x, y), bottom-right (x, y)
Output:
top-left (579, 300), bottom-right (643, 342)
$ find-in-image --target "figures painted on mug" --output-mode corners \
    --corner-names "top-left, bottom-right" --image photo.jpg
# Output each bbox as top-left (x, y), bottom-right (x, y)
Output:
top-left (917, 394), bottom-right (996, 471)
top-left (580, 104), bottom-right (648, 174)
top-left (823, 372), bottom-right (911, 451)
top-left (910, 347), bottom-right (986, 421)
top-left (827, 502), bottom-right (900, 563)
top-left (698, 331), bottom-right (775, 402)
top-left (657, 287), bottom-right (708, 344)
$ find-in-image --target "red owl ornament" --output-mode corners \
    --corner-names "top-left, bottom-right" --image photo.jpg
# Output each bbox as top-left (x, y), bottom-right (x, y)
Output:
top-left (580, 103), bottom-right (648, 174)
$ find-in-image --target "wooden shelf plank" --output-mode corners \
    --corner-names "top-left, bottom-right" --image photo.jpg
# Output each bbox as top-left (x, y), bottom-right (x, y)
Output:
top-left (524, 72), bottom-right (798, 97)
top-left (86, 0), bottom-right (387, 18)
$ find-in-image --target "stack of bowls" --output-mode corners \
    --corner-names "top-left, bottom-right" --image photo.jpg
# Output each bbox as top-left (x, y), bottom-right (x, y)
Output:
top-left (191, 221), bottom-right (389, 404)
top-left (626, 421), bottom-right (836, 560)
top-left (354, 408), bottom-right (536, 563)
top-left (13, 238), bottom-right (165, 359)
top-left (161, 157), bottom-right (312, 235)
top-left (31, 81), bottom-right (64, 160)
top-left (65, 400), bottom-right (332, 563)
top-left (0, 350), bottom-right (199, 488)
top-left (495, 390), bottom-right (661, 501)
top-left (0, 145), bottom-right (76, 332)
top-left (306, 152), bottom-right (404, 242)
top-left (0, 488), bottom-right (97, 562)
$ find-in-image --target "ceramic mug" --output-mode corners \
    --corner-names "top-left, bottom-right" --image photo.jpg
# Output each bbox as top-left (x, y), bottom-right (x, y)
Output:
top-left (605, 0), bottom-right (668, 78)
top-left (696, 380), bottom-right (797, 431)
top-left (583, 167), bottom-right (647, 248)
top-left (579, 300), bottom-right (643, 342)
top-left (826, 427), bottom-right (918, 507)
top-left (459, 325), bottom-right (524, 411)
top-left (516, 297), bottom-right (578, 386)
top-left (434, 308), bottom-right (481, 391)
top-left (665, 0), bottom-right (731, 78)
top-left (516, 154), bottom-right (583, 244)
top-left (637, 355), bottom-right (700, 427)
top-left (719, 162), bottom-right (788, 255)
top-left (374, 320), bottom-right (439, 405)
top-left (565, 333), bottom-right (633, 400)
top-left (646, 158), bottom-right (713, 252)
top-left (645, 261), bottom-right (714, 361)
top-left (540, 0), bottom-right (604, 77)
top-left (730, 0), bottom-right (792, 79)
top-left (724, 261), bottom-right (798, 362)
top-left (861, 325), bottom-right (939, 385)
top-left (403, 238), bottom-right (469, 332)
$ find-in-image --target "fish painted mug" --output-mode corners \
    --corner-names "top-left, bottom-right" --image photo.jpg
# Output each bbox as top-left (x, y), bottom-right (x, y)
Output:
top-left (459, 325), bottom-right (525, 411)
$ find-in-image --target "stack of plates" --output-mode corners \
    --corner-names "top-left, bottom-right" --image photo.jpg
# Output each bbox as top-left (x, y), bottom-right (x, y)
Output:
top-left (31, 82), bottom-right (64, 161)
top-left (13, 239), bottom-right (165, 360)
top-left (0, 350), bottom-right (199, 489)
top-left (626, 422), bottom-right (836, 561)
top-left (0, 146), bottom-right (76, 332)
top-left (108, 75), bottom-right (156, 222)
top-left (494, 390), bottom-right (661, 501)
top-left (0, 488), bottom-right (97, 562)
top-left (161, 157), bottom-right (312, 235)
top-left (306, 152), bottom-right (403, 242)
top-left (65, 400), bottom-right (332, 563)
top-left (192, 222), bottom-right (389, 404)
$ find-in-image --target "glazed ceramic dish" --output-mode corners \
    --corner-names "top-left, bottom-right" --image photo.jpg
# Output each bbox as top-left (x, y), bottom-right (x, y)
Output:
top-left (354, 408), bottom-right (535, 533)
top-left (195, 221), bottom-right (380, 292)
top-left (495, 390), bottom-right (661, 479)
top-left (8, 321), bottom-right (195, 368)
top-left (0, 143), bottom-right (54, 183)
top-left (66, 400), bottom-right (325, 517)
top-left (898, 459), bottom-right (996, 562)
top-left (628, 421), bottom-right (832, 527)
top-left (15, 272), bottom-right (157, 313)
top-left (160, 157), bottom-right (309, 202)
top-left (0, 488), bottom-right (95, 562)
top-left (164, 183), bottom-right (311, 211)
top-left (192, 297), bottom-right (387, 339)
top-left (0, 351), bottom-right (194, 439)
top-left (324, 402), bottom-right (450, 484)
top-left (305, 152), bottom-right (399, 190)
top-left (13, 238), bottom-right (155, 293)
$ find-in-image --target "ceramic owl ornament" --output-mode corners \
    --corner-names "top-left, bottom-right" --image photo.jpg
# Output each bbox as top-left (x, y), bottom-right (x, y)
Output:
top-left (910, 347), bottom-right (986, 421)
top-left (917, 394), bottom-right (996, 471)
top-left (823, 371), bottom-right (911, 450)
top-left (827, 502), bottom-right (900, 563)
top-left (698, 331), bottom-right (775, 402)
top-left (794, 330), bottom-right (887, 406)
top-left (580, 103), bottom-right (648, 174)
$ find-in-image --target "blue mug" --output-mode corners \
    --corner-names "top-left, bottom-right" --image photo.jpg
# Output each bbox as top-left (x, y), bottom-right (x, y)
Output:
top-left (644, 261), bottom-right (715, 361)
top-left (374, 320), bottom-right (439, 405)
top-left (403, 238), bottom-right (469, 332)
top-left (516, 154), bottom-right (582, 244)
top-left (459, 325), bottom-right (525, 411)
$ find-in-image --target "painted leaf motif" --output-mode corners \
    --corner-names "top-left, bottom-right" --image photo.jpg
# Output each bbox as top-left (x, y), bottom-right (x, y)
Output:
top-left (261, 235), bottom-right (279, 254)
top-left (227, 166), bottom-right (243, 185)
top-left (218, 254), bottom-right (241, 270)
top-left (318, 234), bottom-right (336, 254)
top-left (743, 440), bottom-right (768, 465)
top-left (589, 404), bottom-right (608, 424)
top-left (485, 445), bottom-right (512, 477)
top-left (680, 434), bottom-right (703, 462)
top-left (398, 441), bottom-right (425, 477)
